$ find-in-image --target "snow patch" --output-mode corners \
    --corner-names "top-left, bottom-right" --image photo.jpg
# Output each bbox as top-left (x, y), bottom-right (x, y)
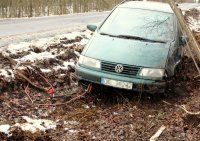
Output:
top-left (179, 3), bottom-right (200, 11)
top-left (53, 61), bottom-right (73, 71)
top-left (7, 42), bottom-right (31, 54)
top-left (0, 116), bottom-right (57, 135)
top-left (0, 69), bottom-right (14, 82)
top-left (196, 6), bottom-right (200, 11)
top-left (14, 116), bottom-right (57, 133)
top-left (56, 31), bottom-right (82, 39)
top-left (0, 29), bottom-right (91, 81)
top-left (40, 69), bottom-right (52, 73)
top-left (0, 125), bottom-right (11, 135)
top-left (187, 16), bottom-right (200, 31)
top-left (17, 51), bottom-right (56, 62)
top-left (0, 69), bottom-right (13, 78)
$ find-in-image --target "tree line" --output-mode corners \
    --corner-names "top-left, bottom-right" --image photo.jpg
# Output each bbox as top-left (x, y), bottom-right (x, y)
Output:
top-left (0, 0), bottom-right (121, 18)
top-left (0, 0), bottom-right (197, 18)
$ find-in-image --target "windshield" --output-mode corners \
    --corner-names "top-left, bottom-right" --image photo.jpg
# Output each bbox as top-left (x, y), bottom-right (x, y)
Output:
top-left (99, 8), bottom-right (174, 42)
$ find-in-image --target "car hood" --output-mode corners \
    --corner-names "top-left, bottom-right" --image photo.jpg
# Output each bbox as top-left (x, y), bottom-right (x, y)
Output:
top-left (83, 33), bottom-right (171, 68)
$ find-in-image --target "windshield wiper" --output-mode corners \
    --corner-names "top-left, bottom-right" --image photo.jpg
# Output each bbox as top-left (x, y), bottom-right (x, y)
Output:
top-left (116, 35), bottom-right (166, 43)
top-left (100, 33), bottom-right (166, 43)
top-left (100, 32), bottom-right (117, 37)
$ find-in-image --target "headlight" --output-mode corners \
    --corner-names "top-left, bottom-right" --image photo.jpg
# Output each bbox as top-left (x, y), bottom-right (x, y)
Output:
top-left (139, 68), bottom-right (164, 78)
top-left (78, 55), bottom-right (101, 69)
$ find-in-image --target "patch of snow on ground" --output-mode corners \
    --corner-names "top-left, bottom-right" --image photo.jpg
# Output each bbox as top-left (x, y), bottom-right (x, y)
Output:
top-left (40, 69), bottom-right (52, 73)
top-left (0, 117), bottom-right (58, 135)
top-left (33, 37), bottom-right (56, 48)
top-left (56, 31), bottom-right (82, 39)
top-left (17, 51), bottom-right (56, 62)
top-left (179, 3), bottom-right (200, 11)
top-left (63, 61), bottom-right (75, 67)
top-left (0, 69), bottom-right (14, 82)
top-left (0, 30), bottom-right (91, 82)
top-left (35, 59), bottom-right (76, 73)
top-left (6, 37), bottom-right (57, 54)
top-left (0, 69), bottom-right (13, 78)
top-left (7, 42), bottom-right (31, 54)
top-left (63, 120), bottom-right (79, 133)
top-left (188, 16), bottom-right (200, 31)
top-left (3, 30), bottom-right (91, 56)
top-left (14, 116), bottom-right (57, 133)
top-left (79, 38), bottom-right (90, 45)
top-left (0, 125), bottom-right (11, 135)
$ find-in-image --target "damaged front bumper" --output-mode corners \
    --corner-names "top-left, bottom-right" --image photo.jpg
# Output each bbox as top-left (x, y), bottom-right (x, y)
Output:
top-left (75, 64), bottom-right (166, 93)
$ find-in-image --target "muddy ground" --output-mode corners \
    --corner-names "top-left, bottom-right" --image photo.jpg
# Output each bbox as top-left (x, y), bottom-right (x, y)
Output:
top-left (0, 34), bottom-right (199, 141)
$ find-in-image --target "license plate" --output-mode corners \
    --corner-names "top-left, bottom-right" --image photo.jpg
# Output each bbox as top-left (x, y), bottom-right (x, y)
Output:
top-left (101, 78), bottom-right (132, 90)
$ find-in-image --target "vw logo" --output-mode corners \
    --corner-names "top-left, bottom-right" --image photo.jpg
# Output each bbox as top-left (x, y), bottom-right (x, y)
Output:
top-left (115, 64), bottom-right (123, 73)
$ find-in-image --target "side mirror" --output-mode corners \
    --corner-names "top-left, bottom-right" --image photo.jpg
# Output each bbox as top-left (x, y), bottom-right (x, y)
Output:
top-left (87, 24), bottom-right (97, 32)
top-left (180, 36), bottom-right (189, 45)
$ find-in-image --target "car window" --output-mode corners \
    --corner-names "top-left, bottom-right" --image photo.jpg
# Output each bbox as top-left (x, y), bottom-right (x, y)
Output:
top-left (99, 8), bottom-right (174, 42)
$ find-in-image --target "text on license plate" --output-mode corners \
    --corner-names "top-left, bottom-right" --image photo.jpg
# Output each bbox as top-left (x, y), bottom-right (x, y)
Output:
top-left (101, 78), bottom-right (132, 90)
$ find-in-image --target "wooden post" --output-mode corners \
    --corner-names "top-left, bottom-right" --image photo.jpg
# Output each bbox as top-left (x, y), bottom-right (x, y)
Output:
top-left (167, 0), bottom-right (200, 61)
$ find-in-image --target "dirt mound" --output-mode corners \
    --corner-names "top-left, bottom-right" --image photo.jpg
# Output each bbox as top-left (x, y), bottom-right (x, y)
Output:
top-left (0, 55), bottom-right (199, 141)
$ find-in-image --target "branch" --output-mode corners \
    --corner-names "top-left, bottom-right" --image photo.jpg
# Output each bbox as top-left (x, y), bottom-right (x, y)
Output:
top-left (24, 83), bottom-right (34, 104)
top-left (15, 69), bottom-right (46, 91)
top-left (162, 101), bottom-right (200, 115)
top-left (33, 68), bottom-right (54, 97)
top-left (37, 84), bottom-right (92, 107)
top-left (150, 125), bottom-right (166, 141)
top-left (175, 105), bottom-right (200, 115)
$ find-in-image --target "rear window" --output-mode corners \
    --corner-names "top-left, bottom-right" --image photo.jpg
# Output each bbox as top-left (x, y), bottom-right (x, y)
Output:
top-left (100, 8), bottom-right (174, 42)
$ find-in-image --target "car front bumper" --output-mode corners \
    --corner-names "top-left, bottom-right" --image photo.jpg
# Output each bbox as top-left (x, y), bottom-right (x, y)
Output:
top-left (75, 64), bottom-right (166, 93)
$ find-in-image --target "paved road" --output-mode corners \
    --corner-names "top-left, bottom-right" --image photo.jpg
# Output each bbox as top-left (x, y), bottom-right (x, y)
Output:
top-left (0, 12), bottom-right (109, 37)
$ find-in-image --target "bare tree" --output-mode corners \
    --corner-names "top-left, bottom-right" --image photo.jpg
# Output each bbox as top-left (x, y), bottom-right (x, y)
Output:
top-left (0, 0), bottom-right (126, 18)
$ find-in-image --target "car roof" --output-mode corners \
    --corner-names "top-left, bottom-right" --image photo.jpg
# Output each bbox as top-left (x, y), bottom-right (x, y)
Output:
top-left (118, 1), bottom-right (174, 13)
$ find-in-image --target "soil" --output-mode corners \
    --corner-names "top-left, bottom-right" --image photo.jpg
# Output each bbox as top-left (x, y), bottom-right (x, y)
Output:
top-left (0, 37), bottom-right (199, 141)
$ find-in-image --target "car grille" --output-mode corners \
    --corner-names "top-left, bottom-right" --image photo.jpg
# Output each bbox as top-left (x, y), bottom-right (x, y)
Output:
top-left (101, 61), bottom-right (140, 76)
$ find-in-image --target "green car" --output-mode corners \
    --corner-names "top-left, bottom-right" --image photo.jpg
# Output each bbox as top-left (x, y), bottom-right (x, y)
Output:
top-left (75, 1), bottom-right (186, 93)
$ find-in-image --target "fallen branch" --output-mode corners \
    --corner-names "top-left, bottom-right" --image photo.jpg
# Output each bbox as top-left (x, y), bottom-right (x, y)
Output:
top-left (0, 53), bottom-right (51, 94)
top-left (15, 69), bottom-right (46, 91)
top-left (24, 83), bottom-right (34, 104)
top-left (175, 105), bottom-right (200, 115)
top-left (37, 84), bottom-right (92, 107)
top-left (162, 101), bottom-right (200, 115)
top-left (33, 68), bottom-right (54, 97)
top-left (162, 100), bottom-right (172, 106)
top-left (150, 125), bottom-right (166, 141)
